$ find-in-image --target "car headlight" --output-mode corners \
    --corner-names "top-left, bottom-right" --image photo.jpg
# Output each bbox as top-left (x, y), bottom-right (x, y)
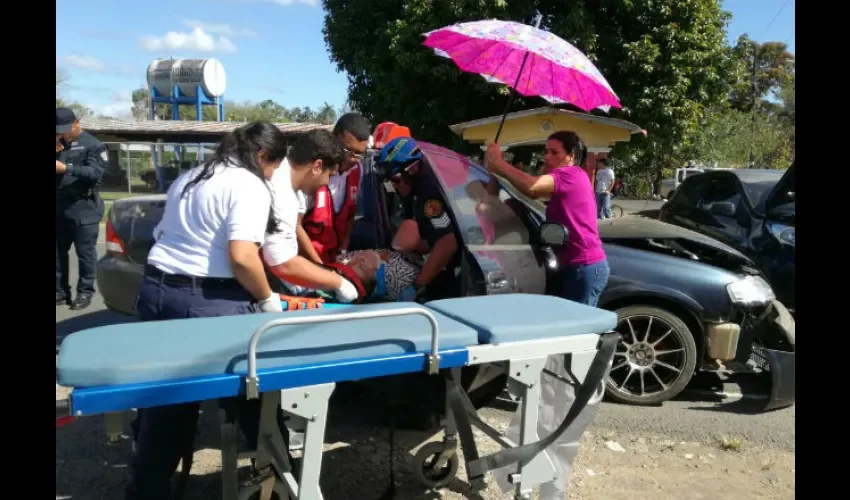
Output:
top-left (766, 222), bottom-right (795, 247)
top-left (726, 276), bottom-right (776, 305)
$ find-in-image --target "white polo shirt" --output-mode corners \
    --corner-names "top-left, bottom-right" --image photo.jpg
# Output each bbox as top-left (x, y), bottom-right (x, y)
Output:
top-left (147, 162), bottom-right (272, 278)
top-left (263, 159), bottom-right (307, 267)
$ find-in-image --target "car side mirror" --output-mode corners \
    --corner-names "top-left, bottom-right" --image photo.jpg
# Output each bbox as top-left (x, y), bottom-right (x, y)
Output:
top-left (539, 221), bottom-right (568, 246)
top-left (709, 201), bottom-right (736, 217)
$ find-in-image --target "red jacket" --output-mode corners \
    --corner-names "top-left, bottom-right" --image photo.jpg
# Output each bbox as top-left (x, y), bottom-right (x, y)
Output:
top-left (302, 166), bottom-right (360, 262)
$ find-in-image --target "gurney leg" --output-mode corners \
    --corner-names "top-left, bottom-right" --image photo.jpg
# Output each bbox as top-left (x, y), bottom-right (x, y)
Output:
top-left (278, 383), bottom-right (335, 500)
top-left (219, 401), bottom-right (240, 499)
top-left (506, 357), bottom-right (557, 500)
top-left (104, 412), bottom-right (123, 444)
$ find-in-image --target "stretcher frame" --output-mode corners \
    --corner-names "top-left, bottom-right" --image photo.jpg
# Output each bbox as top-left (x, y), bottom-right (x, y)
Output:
top-left (58, 306), bottom-right (615, 500)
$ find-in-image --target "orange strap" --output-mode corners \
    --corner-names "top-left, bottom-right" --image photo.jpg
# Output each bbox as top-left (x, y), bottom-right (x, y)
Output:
top-left (279, 294), bottom-right (325, 311)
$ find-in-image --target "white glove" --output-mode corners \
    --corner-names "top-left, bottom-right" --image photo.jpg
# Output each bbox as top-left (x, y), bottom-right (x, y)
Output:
top-left (335, 277), bottom-right (359, 303)
top-left (257, 292), bottom-right (283, 313)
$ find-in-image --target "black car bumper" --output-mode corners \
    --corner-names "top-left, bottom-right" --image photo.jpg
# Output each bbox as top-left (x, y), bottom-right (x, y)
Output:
top-left (96, 255), bottom-right (143, 316)
top-left (751, 300), bottom-right (795, 411)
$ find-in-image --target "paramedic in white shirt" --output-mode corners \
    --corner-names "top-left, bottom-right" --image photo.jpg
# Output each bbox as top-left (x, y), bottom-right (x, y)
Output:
top-left (595, 158), bottom-right (616, 219)
top-left (262, 129), bottom-right (359, 301)
top-left (127, 121), bottom-right (287, 500)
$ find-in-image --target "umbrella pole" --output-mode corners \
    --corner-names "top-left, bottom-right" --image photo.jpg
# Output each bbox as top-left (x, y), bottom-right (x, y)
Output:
top-left (493, 13), bottom-right (542, 144)
top-left (493, 51), bottom-right (530, 144)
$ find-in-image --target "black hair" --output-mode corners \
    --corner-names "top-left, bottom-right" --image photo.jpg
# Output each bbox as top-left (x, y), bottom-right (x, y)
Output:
top-left (332, 113), bottom-right (371, 141)
top-left (547, 130), bottom-right (588, 167)
top-left (287, 129), bottom-right (345, 171)
top-left (182, 121), bottom-right (287, 233)
top-left (597, 158), bottom-right (608, 166)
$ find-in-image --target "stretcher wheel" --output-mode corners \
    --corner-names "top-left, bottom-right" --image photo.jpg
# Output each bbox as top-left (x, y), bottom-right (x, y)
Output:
top-left (237, 480), bottom-right (288, 500)
top-left (412, 441), bottom-right (459, 490)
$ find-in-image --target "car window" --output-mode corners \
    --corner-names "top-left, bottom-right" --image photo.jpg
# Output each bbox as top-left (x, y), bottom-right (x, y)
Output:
top-left (670, 175), bottom-right (708, 208)
top-left (424, 150), bottom-right (530, 246)
top-left (700, 176), bottom-right (742, 212)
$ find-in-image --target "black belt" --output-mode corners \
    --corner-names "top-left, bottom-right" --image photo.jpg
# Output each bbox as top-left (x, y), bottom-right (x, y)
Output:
top-left (144, 265), bottom-right (242, 290)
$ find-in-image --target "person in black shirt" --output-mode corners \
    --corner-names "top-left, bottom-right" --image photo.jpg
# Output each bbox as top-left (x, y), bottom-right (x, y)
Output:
top-left (56, 107), bottom-right (107, 310)
top-left (376, 137), bottom-right (459, 301)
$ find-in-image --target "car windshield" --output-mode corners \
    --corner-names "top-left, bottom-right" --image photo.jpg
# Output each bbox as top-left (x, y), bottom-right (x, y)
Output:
top-left (735, 169), bottom-right (791, 213)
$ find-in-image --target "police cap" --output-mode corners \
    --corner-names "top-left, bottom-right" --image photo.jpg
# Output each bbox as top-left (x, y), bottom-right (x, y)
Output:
top-left (56, 107), bottom-right (77, 134)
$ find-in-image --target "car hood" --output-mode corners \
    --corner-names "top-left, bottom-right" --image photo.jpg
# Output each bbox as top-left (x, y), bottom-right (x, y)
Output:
top-left (598, 217), bottom-right (757, 271)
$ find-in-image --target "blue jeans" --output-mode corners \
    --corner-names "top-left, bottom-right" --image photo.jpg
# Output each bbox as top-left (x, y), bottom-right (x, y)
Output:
top-left (126, 270), bottom-right (288, 500)
top-left (560, 259), bottom-right (610, 307)
top-left (596, 192), bottom-right (612, 219)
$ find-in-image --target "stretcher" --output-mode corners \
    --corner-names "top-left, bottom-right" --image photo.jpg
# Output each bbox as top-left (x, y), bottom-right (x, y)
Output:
top-left (56, 293), bottom-right (617, 500)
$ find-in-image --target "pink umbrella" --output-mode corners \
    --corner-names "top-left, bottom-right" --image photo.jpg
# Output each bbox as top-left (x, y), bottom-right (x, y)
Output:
top-left (423, 16), bottom-right (621, 142)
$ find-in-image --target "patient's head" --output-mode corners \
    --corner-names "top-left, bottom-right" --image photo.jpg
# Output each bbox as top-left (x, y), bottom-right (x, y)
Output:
top-left (339, 250), bottom-right (382, 284)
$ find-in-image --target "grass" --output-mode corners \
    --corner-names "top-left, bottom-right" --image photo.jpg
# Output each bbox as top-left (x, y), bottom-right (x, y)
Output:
top-left (718, 435), bottom-right (745, 452)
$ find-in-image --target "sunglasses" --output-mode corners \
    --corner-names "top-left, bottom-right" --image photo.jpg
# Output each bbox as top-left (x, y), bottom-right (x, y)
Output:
top-left (343, 147), bottom-right (364, 161)
top-left (389, 160), bottom-right (421, 184)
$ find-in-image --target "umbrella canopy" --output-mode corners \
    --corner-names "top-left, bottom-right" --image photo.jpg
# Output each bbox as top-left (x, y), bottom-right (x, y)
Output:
top-left (423, 19), bottom-right (620, 113)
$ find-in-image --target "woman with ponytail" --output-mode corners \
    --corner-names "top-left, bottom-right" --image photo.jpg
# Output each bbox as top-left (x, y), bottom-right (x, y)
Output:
top-left (128, 121), bottom-right (288, 500)
top-left (485, 130), bottom-right (609, 306)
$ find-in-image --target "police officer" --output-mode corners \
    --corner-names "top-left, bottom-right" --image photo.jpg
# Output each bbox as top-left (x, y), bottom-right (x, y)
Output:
top-left (56, 107), bottom-right (107, 310)
top-left (376, 137), bottom-right (459, 301)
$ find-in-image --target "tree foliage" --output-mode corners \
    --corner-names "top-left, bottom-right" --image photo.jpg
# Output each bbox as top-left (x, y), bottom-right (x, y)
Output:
top-left (688, 108), bottom-right (791, 169)
top-left (323, 0), bottom-right (736, 172)
top-left (728, 35), bottom-right (795, 112)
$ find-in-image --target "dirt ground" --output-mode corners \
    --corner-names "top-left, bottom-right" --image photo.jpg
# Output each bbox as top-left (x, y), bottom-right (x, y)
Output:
top-left (56, 384), bottom-right (794, 500)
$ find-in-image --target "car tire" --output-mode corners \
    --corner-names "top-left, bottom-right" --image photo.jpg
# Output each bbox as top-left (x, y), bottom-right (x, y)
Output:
top-left (605, 305), bottom-right (697, 406)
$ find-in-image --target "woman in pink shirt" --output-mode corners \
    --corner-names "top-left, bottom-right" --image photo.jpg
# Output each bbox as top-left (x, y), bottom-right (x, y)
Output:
top-left (485, 131), bottom-right (609, 307)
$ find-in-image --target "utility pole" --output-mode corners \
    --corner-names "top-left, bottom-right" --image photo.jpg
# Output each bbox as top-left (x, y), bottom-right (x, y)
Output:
top-left (749, 42), bottom-right (758, 168)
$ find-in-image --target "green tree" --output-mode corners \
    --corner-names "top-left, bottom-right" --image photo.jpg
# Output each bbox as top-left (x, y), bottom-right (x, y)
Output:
top-left (688, 107), bottom-right (792, 169)
top-left (315, 102), bottom-right (338, 125)
top-left (324, 0), bottom-right (736, 190)
top-left (728, 35), bottom-right (795, 112)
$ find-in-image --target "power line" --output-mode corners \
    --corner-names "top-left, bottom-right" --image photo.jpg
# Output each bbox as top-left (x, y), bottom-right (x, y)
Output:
top-left (759, 0), bottom-right (792, 39)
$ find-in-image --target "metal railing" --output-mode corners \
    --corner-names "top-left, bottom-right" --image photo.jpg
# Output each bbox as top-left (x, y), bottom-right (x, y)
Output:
top-left (97, 141), bottom-right (218, 197)
top-left (245, 308), bottom-right (443, 399)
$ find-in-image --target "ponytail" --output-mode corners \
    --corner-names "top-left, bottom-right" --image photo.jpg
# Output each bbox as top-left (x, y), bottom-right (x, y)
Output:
top-left (181, 121), bottom-right (289, 233)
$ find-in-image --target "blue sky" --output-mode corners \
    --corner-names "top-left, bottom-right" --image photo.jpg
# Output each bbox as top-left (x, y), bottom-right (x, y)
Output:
top-left (56, 0), bottom-right (795, 119)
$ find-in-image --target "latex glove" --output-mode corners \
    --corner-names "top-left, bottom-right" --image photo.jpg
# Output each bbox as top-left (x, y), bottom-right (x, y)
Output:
top-left (257, 292), bottom-right (283, 313)
top-left (396, 285), bottom-right (418, 302)
top-left (335, 277), bottom-right (359, 303)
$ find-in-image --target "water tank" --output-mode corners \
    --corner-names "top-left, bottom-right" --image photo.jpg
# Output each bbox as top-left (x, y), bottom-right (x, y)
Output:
top-left (146, 58), bottom-right (227, 99)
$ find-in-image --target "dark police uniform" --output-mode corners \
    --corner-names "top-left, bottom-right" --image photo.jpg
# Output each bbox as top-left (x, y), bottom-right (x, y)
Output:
top-left (403, 172), bottom-right (461, 300)
top-left (56, 124), bottom-right (107, 309)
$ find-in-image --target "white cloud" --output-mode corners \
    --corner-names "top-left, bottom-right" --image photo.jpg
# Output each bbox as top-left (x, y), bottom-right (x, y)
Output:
top-left (111, 90), bottom-right (134, 103)
top-left (139, 27), bottom-right (237, 54)
top-left (59, 55), bottom-right (107, 72)
top-left (95, 101), bottom-right (134, 119)
top-left (183, 19), bottom-right (258, 38)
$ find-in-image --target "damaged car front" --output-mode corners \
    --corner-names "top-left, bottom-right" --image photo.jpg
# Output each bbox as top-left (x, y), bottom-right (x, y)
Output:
top-left (599, 218), bottom-right (795, 411)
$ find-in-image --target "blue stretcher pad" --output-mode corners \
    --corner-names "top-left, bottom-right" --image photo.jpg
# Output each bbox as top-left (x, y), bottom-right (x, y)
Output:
top-left (57, 295), bottom-right (617, 417)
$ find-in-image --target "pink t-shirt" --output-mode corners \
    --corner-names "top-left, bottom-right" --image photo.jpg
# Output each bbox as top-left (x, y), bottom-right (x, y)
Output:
top-left (546, 166), bottom-right (606, 266)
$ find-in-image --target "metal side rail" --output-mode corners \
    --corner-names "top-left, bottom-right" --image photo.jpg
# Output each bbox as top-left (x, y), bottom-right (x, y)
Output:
top-left (245, 307), bottom-right (443, 399)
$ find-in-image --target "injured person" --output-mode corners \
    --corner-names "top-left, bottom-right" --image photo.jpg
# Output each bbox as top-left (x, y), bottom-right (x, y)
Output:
top-left (277, 247), bottom-right (424, 303)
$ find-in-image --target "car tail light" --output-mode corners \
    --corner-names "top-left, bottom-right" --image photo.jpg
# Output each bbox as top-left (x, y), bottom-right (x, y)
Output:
top-left (105, 218), bottom-right (126, 255)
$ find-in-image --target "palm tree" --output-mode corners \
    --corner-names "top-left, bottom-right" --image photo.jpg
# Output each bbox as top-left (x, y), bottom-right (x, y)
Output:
top-left (315, 102), bottom-right (337, 125)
